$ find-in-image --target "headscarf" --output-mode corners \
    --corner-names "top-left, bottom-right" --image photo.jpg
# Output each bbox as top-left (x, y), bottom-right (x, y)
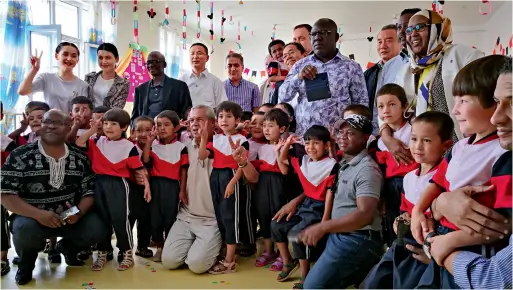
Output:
top-left (407, 10), bottom-right (453, 73)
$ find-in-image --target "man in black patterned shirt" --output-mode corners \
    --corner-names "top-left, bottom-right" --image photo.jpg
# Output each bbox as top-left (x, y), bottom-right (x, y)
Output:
top-left (1, 110), bottom-right (107, 285)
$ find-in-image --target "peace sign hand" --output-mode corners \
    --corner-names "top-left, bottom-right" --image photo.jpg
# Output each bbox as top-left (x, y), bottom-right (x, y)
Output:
top-left (19, 113), bottom-right (29, 132)
top-left (198, 120), bottom-right (209, 141)
top-left (30, 49), bottom-right (43, 71)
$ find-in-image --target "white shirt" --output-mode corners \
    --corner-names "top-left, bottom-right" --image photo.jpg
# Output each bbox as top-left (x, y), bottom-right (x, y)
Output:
top-left (31, 73), bottom-right (88, 112)
top-left (92, 74), bottom-right (115, 107)
top-left (179, 69), bottom-right (227, 108)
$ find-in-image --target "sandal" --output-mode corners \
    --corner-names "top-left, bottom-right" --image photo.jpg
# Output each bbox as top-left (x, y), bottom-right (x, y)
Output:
top-left (1, 260), bottom-right (10, 276)
top-left (255, 252), bottom-right (275, 267)
top-left (118, 250), bottom-right (134, 271)
top-left (208, 260), bottom-right (237, 275)
top-left (277, 259), bottom-right (299, 282)
top-left (269, 256), bottom-right (283, 272)
top-left (293, 277), bottom-right (306, 289)
top-left (135, 247), bottom-right (153, 258)
top-left (92, 251), bottom-right (107, 271)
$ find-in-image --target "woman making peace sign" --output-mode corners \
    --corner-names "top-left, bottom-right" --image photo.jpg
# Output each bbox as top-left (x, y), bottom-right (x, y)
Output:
top-left (18, 42), bottom-right (88, 112)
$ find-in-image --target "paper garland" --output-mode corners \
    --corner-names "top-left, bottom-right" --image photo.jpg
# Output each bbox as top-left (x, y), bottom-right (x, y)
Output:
top-left (479, 0), bottom-right (492, 15)
top-left (133, 0), bottom-right (138, 43)
top-left (271, 24), bottom-right (276, 41)
top-left (220, 10), bottom-right (226, 43)
top-left (182, 6), bottom-right (187, 49)
top-left (110, 1), bottom-right (116, 25)
top-left (209, 1), bottom-right (214, 54)
top-left (196, 0), bottom-right (200, 39)
top-left (432, 0), bottom-right (444, 14)
top-left (492, 35), bottom-right (512, 56)
top-left (162, 1), bottom-right (169, 26)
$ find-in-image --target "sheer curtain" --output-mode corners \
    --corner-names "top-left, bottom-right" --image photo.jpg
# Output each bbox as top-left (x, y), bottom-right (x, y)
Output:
top-left (160, 27), bottom-right (184, 78)
top-left (87, 1), bottom-right (117, 44)
top-left (0, 0), bottom-right (31, 134)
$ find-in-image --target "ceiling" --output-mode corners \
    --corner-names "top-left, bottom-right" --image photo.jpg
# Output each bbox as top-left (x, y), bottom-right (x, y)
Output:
top-left (142, 0), bottom-right (506, 43)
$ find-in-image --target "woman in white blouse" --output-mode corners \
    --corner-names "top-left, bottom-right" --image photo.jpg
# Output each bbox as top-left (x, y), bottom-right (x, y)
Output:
top-left (84, 43), bottom-right (129, 109)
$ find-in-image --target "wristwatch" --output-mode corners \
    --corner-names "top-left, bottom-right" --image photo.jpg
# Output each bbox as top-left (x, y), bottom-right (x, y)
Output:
top-left (423, 231), bottom-right (439, 259)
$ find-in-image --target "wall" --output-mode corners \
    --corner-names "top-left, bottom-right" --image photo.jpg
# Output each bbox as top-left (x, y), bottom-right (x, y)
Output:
top-left (481, 0), bottom-right (512, 55)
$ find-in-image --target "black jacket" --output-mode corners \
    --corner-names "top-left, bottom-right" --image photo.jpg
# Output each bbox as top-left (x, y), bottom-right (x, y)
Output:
top-left (363, 63), bottom-right (382, 116)
top-left (131, 75), bottom-right (192, 124)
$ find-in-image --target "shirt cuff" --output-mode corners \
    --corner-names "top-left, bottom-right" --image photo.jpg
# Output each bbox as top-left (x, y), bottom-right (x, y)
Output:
top-left (453, 251), bottom-right (482, 289)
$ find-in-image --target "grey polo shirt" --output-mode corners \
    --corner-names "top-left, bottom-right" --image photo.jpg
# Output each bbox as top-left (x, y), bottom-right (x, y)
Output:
top-left (331, 149), bottom-right (383, 232)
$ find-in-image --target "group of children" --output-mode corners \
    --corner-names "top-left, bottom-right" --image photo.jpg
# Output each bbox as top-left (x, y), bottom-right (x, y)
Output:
top-left (0, 54), bottom-right (511, 289)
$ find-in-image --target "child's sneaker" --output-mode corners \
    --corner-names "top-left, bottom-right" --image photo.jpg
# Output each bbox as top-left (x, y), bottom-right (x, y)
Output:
top-left (118, 250), bottom-right (134, 271)
top-left (92, 251), bottom-right (107, 271)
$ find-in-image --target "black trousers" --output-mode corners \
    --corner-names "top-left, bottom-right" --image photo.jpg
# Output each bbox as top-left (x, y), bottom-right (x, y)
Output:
top-left (149, 177), bottom-right (180, 244)
top-left (271, 197), bottom-right (326, 260)
top-left (11, 213), bottom-right (106, 272)
top-left (129, 182), bottom-right (151, 248)
top-left (1, 206), bottom-right (10, 251)
top-left (95, 175), bottom-right (133, 252)
top-left (382, 177), bottom-right (404, 247)
top-left (254, 172), bottom-right (287, 239)
top-left (210, 168), bottom-right (254, 245)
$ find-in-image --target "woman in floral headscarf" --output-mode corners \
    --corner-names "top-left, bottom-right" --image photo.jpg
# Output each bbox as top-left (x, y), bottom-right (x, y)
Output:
top-left (380, 10), bottom-right (484, 164)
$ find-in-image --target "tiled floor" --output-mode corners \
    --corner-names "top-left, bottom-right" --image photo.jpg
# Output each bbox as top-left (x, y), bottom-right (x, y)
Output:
top-left (1, 240), bottom-right (298, 289)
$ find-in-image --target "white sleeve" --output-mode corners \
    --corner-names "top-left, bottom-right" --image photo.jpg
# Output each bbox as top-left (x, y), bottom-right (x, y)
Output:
top-left (30, 73), bottom-right (47, 95)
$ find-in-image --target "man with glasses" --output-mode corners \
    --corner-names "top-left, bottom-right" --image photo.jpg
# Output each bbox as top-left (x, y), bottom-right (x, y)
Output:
top-left (299, 114), bottom-right (383, 288)
top-left (131, 51), bottom-right (192, 123)
top-left (180, 43), bottom-right (227, 108)
top-left (1, 110), bottom-right (107, 285)
top-left (279, 18), bottom-right (368, 137)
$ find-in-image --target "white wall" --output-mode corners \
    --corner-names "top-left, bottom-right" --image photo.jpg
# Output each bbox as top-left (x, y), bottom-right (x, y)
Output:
top-left (481, 0), bottom-right (512, 55)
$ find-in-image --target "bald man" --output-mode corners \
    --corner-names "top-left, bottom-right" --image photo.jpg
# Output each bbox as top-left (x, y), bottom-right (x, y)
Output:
top-left (131, 51), bottom-right (192, 124)
top-left (1, 109), bottom-right (107, 285)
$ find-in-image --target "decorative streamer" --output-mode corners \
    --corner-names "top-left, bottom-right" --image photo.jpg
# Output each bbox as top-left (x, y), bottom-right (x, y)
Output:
top-left (182, 8), bottom-right (187, 49)
top-left (237, 21), bottom-right (241, 41)
top-left (133, 0), bottom-right (139, 43)
top-left (432, 1), bottom-right (444, 14)
top-left (162, 1), bottom-right (169, 26)
top-left (220, 10), bottom-right (226, 44)
top-left (479, 0), bottom-right (492, 15)
top-left (229, 15), bottom-right (234, 25)
top-left (244, 25), bottom-right (247, 32)
top-left (236, 42), bottom-right (242, 52)
top-left (209, 1), bottom-right (214, 54)
top-left (251, 30), bottom-right (254, 36)
top-left (196, 0), bottom-right (200, 39)
top-left (110, 0), bottom-right (116, 25)
top-left (271, 24), bottom-right (276, 40)
top-left (147, 0), bottom-right (156, 30)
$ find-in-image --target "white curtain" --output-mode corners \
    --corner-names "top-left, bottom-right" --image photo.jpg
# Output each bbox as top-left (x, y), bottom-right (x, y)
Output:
top-left (160, 27), bottom-right (184, 78)
top-left (87, 0), bottom-right (117, 44)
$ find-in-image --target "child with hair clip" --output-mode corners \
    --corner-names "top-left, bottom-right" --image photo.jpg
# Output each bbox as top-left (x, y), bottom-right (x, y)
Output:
top-left (372, 83), bottom-right (419, 246)
top-left (1, 101), bottom-right (17, 276)
top-left (9, 101), bottom-right (50, 146)
top-left (142, 110), bottom-right (188, 262)
top-left (363, 111), bottom-right (454, 289)
top-left (271, 125), bottom-right (339, 289)
top-left (253, 109), bottom-right (291, 269)
top-left (76, 108), bottom-right (151, 271)
top-left (198, 101), bottom-right (259, 274)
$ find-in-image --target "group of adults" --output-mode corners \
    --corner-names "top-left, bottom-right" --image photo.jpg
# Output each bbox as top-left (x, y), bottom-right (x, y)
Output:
top-left (2, 6), bottom-right (511, 288)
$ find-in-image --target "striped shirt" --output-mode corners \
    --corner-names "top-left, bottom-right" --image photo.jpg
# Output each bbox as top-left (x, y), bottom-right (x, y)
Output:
top-left (453, 235), bottom-right (512, 289)
top-left (224, 79), bottom-right (261, 112)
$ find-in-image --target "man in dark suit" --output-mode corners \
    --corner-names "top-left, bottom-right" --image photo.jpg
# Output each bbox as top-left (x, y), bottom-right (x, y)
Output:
top-left (131, 51), bottom-right (192, 125)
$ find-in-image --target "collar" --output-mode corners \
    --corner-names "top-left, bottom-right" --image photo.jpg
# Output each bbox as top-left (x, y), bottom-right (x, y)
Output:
top-left (342, 149), bottom-right (369, 166)
top-left (158, 135), bottom-right (178, 145)
top-left (312, 49), bottom-right (344, 63)
top-left (190, 69), bottom-right (208, 79)
top-left (467, 131), bottom-right (498, 145)
top-left (149, 79), bottom-right (164, 88)
top-left (415, 159), bottom-right (442, 176)
top-left (38, 141), bottom-right (69, 161)
top-left (228, 78), bottom-right (244, 87)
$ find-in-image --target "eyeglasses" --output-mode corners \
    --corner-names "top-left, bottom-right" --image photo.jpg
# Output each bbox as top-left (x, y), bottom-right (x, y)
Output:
top-left (309, 30), bottom-right (332, 38)
top-left (405, 23), bottom-right (430, 35)
top-left (282, 49), bottom-right (298, 58)
top-left (42, 119), bottom-right (66, 126)
top-left (146, 60), bottom-right (165, 66)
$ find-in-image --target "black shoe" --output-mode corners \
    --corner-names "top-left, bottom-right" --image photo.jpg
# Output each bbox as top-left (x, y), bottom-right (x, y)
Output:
top-left (15, 269), bottom-right (32, 285)
top-left (1, 260), bottom-right (10, 276)
top-left (47, 249), bottom-right (62, 263)
top-left (135, 247), bottom-right (154, 258)
top-left (77, 249), bottom-right (91, 261)
top-left (117, 252), bottom-right (123, 263)
top-left (64, 254), bottom-right (85, 266)
top-left (12, 256), bottom-right (19, 265)
top-left (107, 251), bottom-right (114, 261)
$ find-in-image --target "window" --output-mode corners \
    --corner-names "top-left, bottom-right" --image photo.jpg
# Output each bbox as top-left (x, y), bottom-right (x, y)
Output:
top-left (30, 1), bottom-right (50, 25)
top-left (55, 1), bottom-right (79, 38)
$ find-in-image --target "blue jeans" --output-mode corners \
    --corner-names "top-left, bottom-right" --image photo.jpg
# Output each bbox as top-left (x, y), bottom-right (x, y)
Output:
top-left (303, 231), bottom-right (383, 289)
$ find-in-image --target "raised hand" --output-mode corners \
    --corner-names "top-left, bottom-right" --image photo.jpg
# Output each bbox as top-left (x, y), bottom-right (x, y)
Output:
top-left (30, 49), bottom-right (43, 71)
top-left (19, 113), bottom-right (29, 132)
top-left (299, 65), bottom-right (317, 80)
top-left (148, 126), bottom-right (158, 144)
top-left (198, 120), bottom-right (209, 140)
top-left (285, 134), bottom-right (297, 146)
top-left (274, 138), bottom-right (286, 154)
